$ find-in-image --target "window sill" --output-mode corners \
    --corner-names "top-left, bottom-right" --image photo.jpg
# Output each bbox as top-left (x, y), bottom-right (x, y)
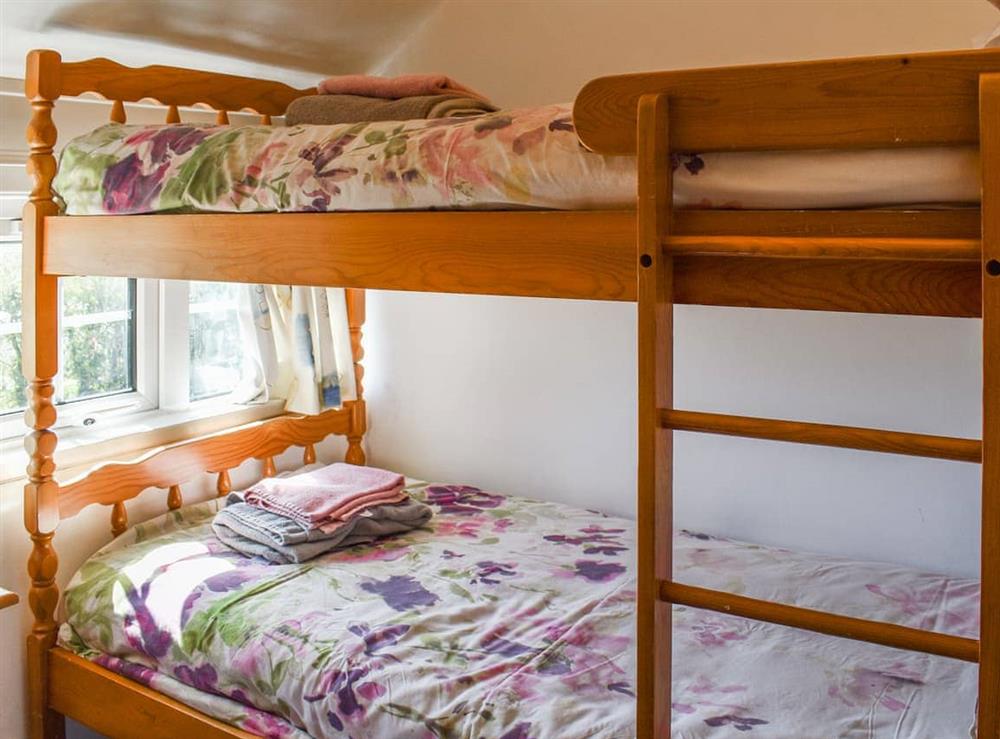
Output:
top-left (1, 399), bottom-right (285, 484)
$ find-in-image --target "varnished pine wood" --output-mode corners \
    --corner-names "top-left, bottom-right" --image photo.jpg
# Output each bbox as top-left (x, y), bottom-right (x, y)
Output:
top-left (22, 48), bottom-right (65, 739)
top-left (664, 235), bottom-right (981, 262)
top-left (44, 211), bottom-right (637, 302)
top-left (165, 104), bottom-right (180, 124)
top-left (109, 100), bottom-right (125, 124)
top-left (303, 444), bottom-right (317, 465)
top-left (661, 409), bottom-right (982, 463)
top-left (636, 93), bottom-right (672, 739)
top-left (978, 72), bottom-right (1000, 739)
top-left (110, 502), bottom-right (127, 537)
top-left (261, 456), bottom-right (277, 477)
top-left (660, 581), bottom-right (979, 663)
top-left (166, 485), bottom-right (182, 511)
top-left (57, 409), bottom-right (351, 518)
top-left (674, 255), bottom-right (981, 317)
top-left (49, 649), bottom-right (255, 738)
top-left (216, 469), bottom-right (231, 498)
top-left (42, 212), bottom-right (984, 315)
top-left (57, 54), bottom-right (313, 116)
top-left (672, 209), bottom-right (981, 239)
top-left (346, 288), bottom-right (367, 466)
top-left (215, 110), bottom-right (229, 125)
top-left (575, 48), bottom-right (1000, 153)
top-left (0, 588), bottom-right (19, 610)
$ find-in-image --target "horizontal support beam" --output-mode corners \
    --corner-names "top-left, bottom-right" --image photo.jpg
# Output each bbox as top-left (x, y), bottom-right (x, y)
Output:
top-left (660, 409), bottom-right (981, 462)
top-left (43, 212), bottom-right (983, 316)
top-left (664, 235), bottom-right (981, 261)
top-left (660, 580), bottom-right (979, 663)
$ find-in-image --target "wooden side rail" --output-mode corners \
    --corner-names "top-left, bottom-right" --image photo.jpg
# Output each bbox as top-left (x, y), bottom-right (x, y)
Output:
top-left (660, 581), bottom-right (979, 663)
top-left (661, 409), bottom-right (983, 463)
top-left (663, 235), bottom-right (982, 262)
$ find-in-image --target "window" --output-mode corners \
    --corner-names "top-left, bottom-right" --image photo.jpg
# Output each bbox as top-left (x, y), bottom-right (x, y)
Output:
top-left (0, 207), bottom-right (249, 438)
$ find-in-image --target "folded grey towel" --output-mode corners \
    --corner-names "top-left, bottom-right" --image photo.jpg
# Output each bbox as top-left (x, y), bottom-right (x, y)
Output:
top-left (285, 93), bottom-right (498, 126)
top-left (212, 495), bottom-right (432, 564)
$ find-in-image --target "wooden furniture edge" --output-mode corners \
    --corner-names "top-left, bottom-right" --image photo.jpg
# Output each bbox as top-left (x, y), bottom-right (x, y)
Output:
top-left (43, 211), bottom-right (983, 315)
top-left (57, 406), bottom-right (352, 521)
top-left (0, 587), bottom-right (19, 610)
top-left (573, 47), bottom-right (1000, 153)
top-left (49, 648), bottom-right (255, 738)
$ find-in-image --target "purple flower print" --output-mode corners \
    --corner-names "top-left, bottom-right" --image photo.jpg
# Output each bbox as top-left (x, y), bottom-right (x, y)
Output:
top-left (441, 549), bottom-right (465, 559)
top-left (548, 117), bottom-right (575, 132)
top-left (174, 663), bottom-right (219, 694)
top-left (482, 634), bottom-right (535, 658)
top-left (299, 132), bottom-right (358, 176)
top-left (242, 706), bottom-right (296, 738)
top-left (546, 525), bottom-right (628, 557)
top-left (691, 617), bottom-right (747, 649)
top-left (361, 575), bottom-right (439, 612)
top-left (94, 654), bottom-right (156, 687)
top-left (307, 666), bottom-right (382, 725)
top-left (125, 125), bottom-right (210, 160)
top-left (122, 582), bottom-right (172, 658)
top-left (499, 723), bottom-right (534, 739)
top-left (204, 569), bottom-right (254, 593)
top-left (829, 666), bottom-right (925, 712)
top-left (102, 154), bottom-right (169, 213)
top-left (704, 714), bottom-right (769, 731)
top-left (472, 560), bottom-right (517, 585)
top-left (348, 622), bottom-right (411, 655)
top-left (608, 681), bottom-right (635, 697)
top-left (573, 559), bottom-right (626, 583)
top-left (425, 485), bottom-right (505, 516)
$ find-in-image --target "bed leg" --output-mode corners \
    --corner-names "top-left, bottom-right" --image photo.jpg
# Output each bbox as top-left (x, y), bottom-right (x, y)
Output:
top-left (978, 72), bottom-right (1000, 739)
top-left (636, 93), bottom-right (673, 739)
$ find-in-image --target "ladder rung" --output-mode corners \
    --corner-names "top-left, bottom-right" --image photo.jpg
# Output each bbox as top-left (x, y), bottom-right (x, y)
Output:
top-left (663, 235), bottom-right (981, 261)
top-left (659, 580), bottom-right (978, 663)
top-left (660, 409), bottom-right (981, 463)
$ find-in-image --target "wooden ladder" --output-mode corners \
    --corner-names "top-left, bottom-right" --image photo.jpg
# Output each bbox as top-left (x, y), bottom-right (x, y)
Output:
top-left (635, 83), bottom-right (1000, 738)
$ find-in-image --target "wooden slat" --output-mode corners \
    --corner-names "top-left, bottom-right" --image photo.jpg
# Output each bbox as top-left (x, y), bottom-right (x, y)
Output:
top-left (42, 212), bottom-right (983, 315)
top-left (661, 409), bottom-right (982, 463)
top-left (672, 209), bottom-right (981, 239)
top-left (57, 409), bottom-right (350, 519)
top-left (49, 648), bottom-right (254, 738)
top-left (979, 71), bottom-right (1000, 739)
top-left (674, 255), bottom-right (981, 317)
top-left (665, 235), bottom-right (981, 262)
top-left (574, 48), bottom-right (1000, 153)
top-left (660, 581), bottom-right (979, 663)
top-left (636, 93), bottom-right (673, 739)
top-left (44, 211), bottom-right (637, 302)
top-left (58, 53), bottom-right (313, 116)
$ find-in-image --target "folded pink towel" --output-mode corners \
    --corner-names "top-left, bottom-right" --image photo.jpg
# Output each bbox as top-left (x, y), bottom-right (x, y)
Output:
top-left (245, 463), bottom-right (406, 528)
top-left (317, 73), bottom-right (489, 102)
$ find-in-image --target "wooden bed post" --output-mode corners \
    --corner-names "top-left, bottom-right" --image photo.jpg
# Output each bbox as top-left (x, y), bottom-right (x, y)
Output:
top-left (345, 288), bottom-right (366, 465)
top-left (979, 71), bottom-right (1000, 739)
top-left (636, 93), bottom-right (672, 739)
top-left (22, 49), bottom-right (66, 739)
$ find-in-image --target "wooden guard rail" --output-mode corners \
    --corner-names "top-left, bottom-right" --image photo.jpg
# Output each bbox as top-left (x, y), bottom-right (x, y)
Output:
top-left (663, 235), bottom-right (983, 262)
top-left (660, 409), bottom-right (983, 463)
top-left (659, 581), bottom-right (979, 663)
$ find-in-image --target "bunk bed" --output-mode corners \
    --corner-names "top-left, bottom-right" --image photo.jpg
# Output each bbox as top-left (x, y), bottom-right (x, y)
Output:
top-left (19, 46), bottom-right (1000, 738)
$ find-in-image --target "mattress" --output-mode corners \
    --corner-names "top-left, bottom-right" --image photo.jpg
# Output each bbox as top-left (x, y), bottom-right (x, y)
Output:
top-left (51, 104), bottom-right (980, 216)
top-left (60, 477), bottom-right (978, 738)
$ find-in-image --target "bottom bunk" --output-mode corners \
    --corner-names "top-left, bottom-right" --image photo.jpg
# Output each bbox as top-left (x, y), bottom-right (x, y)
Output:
top-left (55, 473), bottom-right (977, 739)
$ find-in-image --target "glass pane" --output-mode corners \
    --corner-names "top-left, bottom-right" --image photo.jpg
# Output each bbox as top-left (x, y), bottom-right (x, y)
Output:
top-left (60, 276), bottom-right (135, 403)
top-left (1, 240), bottom-right (25, 414)
top-left (189, 282), bottom-right (242, 401)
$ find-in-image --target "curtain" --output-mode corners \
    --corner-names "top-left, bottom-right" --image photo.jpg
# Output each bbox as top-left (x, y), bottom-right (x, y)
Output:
top-left (234, 285), bottom-right (357, 414)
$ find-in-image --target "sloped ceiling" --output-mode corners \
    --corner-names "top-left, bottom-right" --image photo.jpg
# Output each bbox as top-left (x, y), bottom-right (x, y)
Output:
top-left (0, 0), bottom-right (443, 84)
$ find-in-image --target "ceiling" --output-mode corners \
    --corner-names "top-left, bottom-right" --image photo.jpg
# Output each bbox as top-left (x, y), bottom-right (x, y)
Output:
top-left (0, 0), bottom-right (443, 84)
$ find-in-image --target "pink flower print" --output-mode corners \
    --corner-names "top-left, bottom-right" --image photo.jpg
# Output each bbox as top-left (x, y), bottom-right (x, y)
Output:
top-left (689, 616), bottom-right (747, 649)
top-left (828, 665), bottom-right (925, 712)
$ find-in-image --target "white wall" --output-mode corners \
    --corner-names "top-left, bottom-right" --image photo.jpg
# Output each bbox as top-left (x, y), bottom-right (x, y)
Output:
top-left (365, 0), bottom-right (996, 578)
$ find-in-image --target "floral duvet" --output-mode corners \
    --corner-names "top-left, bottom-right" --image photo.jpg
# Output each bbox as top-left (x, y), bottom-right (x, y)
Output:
top-left (60, 480), bottom-right (978, 738)
top-left (52, 104), bottom-right (978, 216)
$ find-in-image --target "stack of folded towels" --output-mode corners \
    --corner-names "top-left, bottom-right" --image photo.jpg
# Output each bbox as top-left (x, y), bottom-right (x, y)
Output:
top-left (285, 73), bottom-right (498, 126)
top-left (213, 463), bottom-right (432, 564)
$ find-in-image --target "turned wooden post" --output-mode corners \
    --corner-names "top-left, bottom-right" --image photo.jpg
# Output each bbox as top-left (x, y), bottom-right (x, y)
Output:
top-left (344, 289), bottom-right (367, 465)
top-left (22, 48), bottom-right (66, 739)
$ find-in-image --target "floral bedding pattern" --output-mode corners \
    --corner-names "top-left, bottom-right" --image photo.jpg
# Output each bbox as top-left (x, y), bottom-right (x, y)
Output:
top-left (60, 480), bottom-right (978, 738)
top-left (51, 104), bottom-right (979, 216)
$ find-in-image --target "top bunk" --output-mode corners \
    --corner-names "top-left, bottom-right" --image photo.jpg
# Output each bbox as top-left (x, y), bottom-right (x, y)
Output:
top-left (23, 47), bottom-right (1000, 313)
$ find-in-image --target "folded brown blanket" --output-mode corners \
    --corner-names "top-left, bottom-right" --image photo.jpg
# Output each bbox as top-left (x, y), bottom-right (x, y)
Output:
top-left (285, 94), bottom-right (499, 126)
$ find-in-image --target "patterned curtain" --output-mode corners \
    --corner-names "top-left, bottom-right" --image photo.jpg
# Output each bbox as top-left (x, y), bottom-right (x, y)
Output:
top-left (234, 285), bottom-right (356, 414)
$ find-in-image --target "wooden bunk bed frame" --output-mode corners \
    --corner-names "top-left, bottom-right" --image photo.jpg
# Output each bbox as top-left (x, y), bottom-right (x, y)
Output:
top-left (20, 47), bottom-right (1000, 738)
